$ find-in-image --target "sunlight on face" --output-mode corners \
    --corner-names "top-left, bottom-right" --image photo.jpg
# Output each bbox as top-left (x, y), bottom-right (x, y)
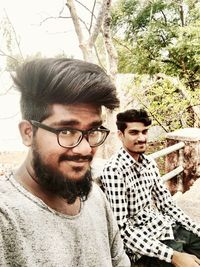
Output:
top-left (119, 122), bottom-right (149, 160)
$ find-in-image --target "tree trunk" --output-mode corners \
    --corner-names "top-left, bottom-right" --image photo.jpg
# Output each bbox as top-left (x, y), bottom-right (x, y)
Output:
top-left (66, 0), bottom-right (120, 157)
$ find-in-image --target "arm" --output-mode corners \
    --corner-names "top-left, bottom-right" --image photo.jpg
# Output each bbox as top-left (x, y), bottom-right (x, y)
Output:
top-left (172, 251), bottom-right (200, 267)
top-left (101, 166), bottom-right (174, 263)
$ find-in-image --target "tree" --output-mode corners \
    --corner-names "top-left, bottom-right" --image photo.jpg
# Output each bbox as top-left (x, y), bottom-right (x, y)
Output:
top-left (65, 0), bottom-right (120, 157)
top-left (41, 0), bottom-right (120, 157)
top-left (112, 0), bottom-right (200, 84)
top-left (0, 10), bottom-right (24, 72)
top-left (111, 0), bottom-right (200, 128)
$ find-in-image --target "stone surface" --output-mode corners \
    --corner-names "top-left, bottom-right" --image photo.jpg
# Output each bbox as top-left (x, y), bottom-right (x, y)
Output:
top-left (165, 128), bottom-right (200, 193)
top-left (166, 127), bottom-right (200, 142)
top-left (176, 178), bottom-right (200, 224)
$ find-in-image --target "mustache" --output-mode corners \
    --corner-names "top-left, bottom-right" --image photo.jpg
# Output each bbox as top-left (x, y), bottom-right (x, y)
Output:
top-left (59, 155), bottom-right (93, 162)
top-left (136, 141), bottom-right (147, 145)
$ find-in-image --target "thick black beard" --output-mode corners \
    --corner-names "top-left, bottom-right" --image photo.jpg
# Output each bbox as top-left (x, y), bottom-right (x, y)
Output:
top-left (32, 149), bottom-right (92, 204)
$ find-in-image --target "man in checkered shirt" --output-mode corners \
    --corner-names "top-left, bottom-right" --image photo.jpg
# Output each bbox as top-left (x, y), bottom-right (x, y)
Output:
top-left (100, 108), bottom-right (200, 267)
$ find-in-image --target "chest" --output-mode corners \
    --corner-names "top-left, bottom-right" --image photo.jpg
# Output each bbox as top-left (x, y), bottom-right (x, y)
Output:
top-left (124, 166), bottom-right (156, 208)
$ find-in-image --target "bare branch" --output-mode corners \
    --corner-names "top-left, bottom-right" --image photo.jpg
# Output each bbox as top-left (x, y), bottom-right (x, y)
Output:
top-left (103, 0), bottom-right (118, 80)
top-left (93, 44), bottom-right (106, 71)
top-left (160, 10), bottom-right (167, 25)
top-left (58, 5), bottom-right (66, 16)
top-left (66, 1), bottom-right (84, 43)
top-left (161, 59), bottom-right (182, 69)
top-left (74, 0), bottom-right (95, 17)
top-left (0, 85), bottom-right (13, 96)
top-left (74, 0), bottom-right (98, 31)
top-left (179, 0), bottom-right (185, 27)
top-left (40, 16), bottom-right (71, 26)
top-left (88, 0), bottom-right (108, 48)
top-left (3, 9), bottom-right (24, 60)
top-left (78, 17), bottom-right (90, 32)
top-left (66, 0), bottom-right (89, 60)
top-left (0, 111), bottom-right (19, 120)
top-left (112, 37), bottom-right (133, 53)
top-left (89, 0), bottom-right (97, 33)
top-left (133, 94), bottom-right (169, 132)
top-left (0, 49), bottom-right (19, 63)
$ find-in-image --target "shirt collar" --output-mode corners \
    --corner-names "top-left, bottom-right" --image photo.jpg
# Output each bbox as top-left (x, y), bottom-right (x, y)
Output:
top-left (118, 147), bottom-right (151, 169)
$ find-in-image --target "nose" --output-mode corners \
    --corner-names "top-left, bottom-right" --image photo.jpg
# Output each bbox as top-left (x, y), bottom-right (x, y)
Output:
top-left (72, 136), bottom-right (93, 155)
top-left (138, 132), bottom-right (146, 142)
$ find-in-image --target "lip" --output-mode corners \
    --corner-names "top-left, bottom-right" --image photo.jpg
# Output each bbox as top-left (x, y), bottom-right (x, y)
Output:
top-left (136, 143), bottom-right (146, 146)
top-left (65, 160), bottom-right (90, 168)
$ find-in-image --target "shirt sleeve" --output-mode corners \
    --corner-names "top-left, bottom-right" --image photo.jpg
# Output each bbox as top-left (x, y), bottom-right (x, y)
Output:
top-left (151, 162), bottom-right (200, 237)
top-left (100, 166), bottom-right (174, 263)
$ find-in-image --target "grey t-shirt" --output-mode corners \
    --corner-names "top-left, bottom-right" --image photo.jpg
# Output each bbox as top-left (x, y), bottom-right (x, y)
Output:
top-left (0, 175), bottom-right (130, 267)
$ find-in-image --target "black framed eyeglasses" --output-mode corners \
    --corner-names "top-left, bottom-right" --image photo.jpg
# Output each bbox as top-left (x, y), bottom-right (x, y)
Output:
top-left (30, 120), bottom-right (110, 148)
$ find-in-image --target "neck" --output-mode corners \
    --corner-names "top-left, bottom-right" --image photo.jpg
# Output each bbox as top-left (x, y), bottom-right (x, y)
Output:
top-left (14, 159), bottom-right (81, 216)
top-left (131, 153), bottom-right (140, 162)
top-left (123, 147), bottom-right (140, 161)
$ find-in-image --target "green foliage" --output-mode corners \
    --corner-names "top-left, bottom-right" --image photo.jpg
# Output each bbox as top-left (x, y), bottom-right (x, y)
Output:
top-left (146, 78), bottom-right (190, 131)
top-left (112, 0), bottom-right (200, 129)
top-left (123, 74), bottom-right (200, 131)
top-left (165, 22), bottom-right (200, 87)
top-left (112, 0), bottom-right (200, 86)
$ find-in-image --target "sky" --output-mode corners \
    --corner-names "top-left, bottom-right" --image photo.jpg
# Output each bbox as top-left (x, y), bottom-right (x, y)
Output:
top-left (0, 0), bottom-right (83, 59)
top-left (0, 0), bottom-right (89, 151)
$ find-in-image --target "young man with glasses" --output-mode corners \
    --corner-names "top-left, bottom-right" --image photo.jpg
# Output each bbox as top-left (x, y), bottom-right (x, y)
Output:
top-left (100, 109), bottom-right (200, 267)
top-left (0, 58), bottom-right (130, 267)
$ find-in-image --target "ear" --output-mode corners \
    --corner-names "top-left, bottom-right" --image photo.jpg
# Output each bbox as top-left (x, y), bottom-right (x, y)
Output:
top-left (18, 120), bottom-right (34, 147)
top-left (117, 130), bottom-right (123, 142)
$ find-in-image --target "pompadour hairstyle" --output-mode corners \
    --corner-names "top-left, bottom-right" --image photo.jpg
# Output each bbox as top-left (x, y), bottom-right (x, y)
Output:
top-left (116, 108), bottom-right (152, 132)
top-left (12, 58), bottom-right (120, 121)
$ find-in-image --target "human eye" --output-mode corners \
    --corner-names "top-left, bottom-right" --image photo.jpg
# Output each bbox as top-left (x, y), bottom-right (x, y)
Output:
top-left (129, 130), bottom-right (139, 135)
top-left (90, 129), bottom-right (99, 136)
top-left (60, 129), bottom-right (71, 136)
top-left (59, 129), bottom-right (77, 136)
top-left (142, 129), bottom-right (148, 135)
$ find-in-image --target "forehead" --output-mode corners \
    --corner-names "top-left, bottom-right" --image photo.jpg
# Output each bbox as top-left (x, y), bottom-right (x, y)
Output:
top-left (44, 103), bottom-right (102, 124)
top-left (126, 121), bottom-right (149, 131)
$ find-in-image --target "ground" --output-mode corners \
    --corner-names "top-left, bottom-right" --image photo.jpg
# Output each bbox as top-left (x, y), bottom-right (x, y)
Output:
top-left (176, 178), bottom-right (200, 224)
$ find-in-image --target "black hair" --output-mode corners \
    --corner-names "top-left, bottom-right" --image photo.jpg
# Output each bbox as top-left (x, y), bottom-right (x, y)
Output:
top-left (116, 109), bottom-right (152, 132)
top-left (12, 58), bottom-right (120, 121)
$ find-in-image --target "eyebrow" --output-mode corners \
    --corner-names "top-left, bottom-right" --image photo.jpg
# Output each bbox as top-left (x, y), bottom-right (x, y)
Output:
top-left (51, 120), bottom-right (103, 128)
top-left (128, 128), bottom-right (149, 133)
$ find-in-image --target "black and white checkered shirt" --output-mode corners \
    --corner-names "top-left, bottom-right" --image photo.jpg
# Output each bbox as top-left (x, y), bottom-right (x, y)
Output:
top-left (100, 147), bottom-right (200, 263)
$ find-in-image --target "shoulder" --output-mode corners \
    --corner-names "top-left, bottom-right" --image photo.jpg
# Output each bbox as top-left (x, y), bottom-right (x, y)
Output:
top-left (103, 149), bottom-right (126, 173)
top-left (0, 174), bottom-right (31, 216)
top-left (144, 154), bottom-right (159, 169)
top-left (89, 183), bottom-right (115, 209)
top-left (0, 174), bottom-right (13, 196)
top-left (0, 175), bottom-right (17, 222)
top-left (89, 182), bottom-right (107, 202)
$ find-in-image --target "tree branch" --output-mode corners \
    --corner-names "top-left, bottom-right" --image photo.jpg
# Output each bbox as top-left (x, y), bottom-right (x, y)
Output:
top-left (0, 85), bottom-right (13, 96)
top-left (103, 0), bottom-right (118, 80)
top-left (0, 49), bottom-right (19, 63)
top-left (112, 37), bottom-right (133, 53)
top-left (66, 0), bottom-right (89, 60)
top-left (88, 0), bottom-right (108, 48)
top-left (4, 9), bottom-right (24, 60)
top-left (39, 16), bottom-right (71, 26)
top-left (89, 0), bottom-right (97, 33)
top-left (0, 111), bottom-right (19, 120)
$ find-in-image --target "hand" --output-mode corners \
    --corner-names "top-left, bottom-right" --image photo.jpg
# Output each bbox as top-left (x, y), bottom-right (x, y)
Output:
top-left (172, 251), bottom-right (200, 267)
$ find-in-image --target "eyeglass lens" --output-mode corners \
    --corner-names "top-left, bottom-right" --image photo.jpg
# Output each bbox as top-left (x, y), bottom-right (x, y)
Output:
top-left (58, 129), bottom-right (107, 148)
